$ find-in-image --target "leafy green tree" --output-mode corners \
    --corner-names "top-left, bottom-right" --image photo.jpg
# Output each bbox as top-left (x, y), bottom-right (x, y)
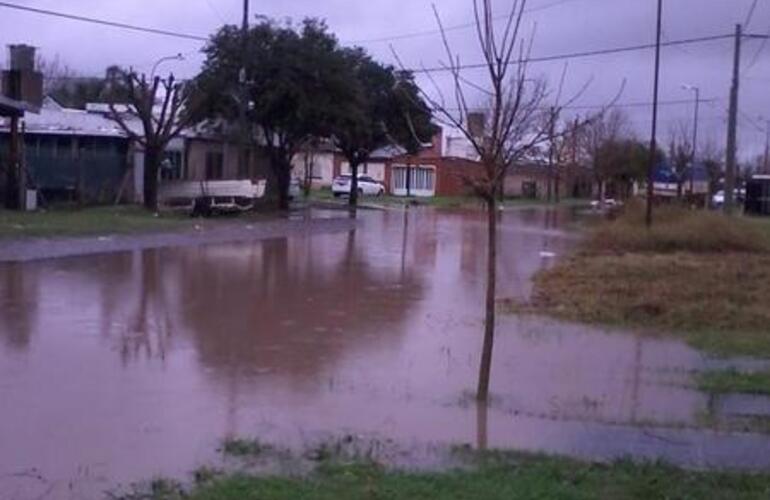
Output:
top-left (193, 19), bottom-right (351, 209)
top-left (331, 48), bottom-right (435, 206)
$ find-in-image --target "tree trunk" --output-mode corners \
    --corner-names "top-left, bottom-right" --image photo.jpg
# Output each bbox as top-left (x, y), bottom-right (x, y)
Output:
top-left (274, 160), bottom-right (291, 211)
top-left (406, 162), bottom-right (412, 197)
top-left (143, 146), bottom-right (161, 211)
top-left (348, 161), bottom-right (360, 207)
top-left (477, 196), bottom-right (498, 402)
top-left (4, 116), bottom-right (20, 210)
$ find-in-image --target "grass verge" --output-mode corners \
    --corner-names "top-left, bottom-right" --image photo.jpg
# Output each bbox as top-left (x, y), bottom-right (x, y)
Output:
top-left (513, 202), bottom-right (770, 357)
top-left (0, 206), bottom-right (193, 239)
top-left (697, 370), bottom-right (770, 396)
top-left (135, 453), bottom-right (770, 499)
top-left (221, 437), bottom-right (272, 457)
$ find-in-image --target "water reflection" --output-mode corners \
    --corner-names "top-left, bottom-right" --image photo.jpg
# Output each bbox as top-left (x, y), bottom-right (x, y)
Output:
top-left (0, 263), bottom-right (39, 351)
top-left (1, 207), bottom-right (753, 500)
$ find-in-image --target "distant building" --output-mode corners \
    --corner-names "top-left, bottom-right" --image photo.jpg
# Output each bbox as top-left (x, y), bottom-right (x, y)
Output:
top-left (504, 163), bottom-right (593, 200)
top-left (383, 129), bottom-right (485, 198)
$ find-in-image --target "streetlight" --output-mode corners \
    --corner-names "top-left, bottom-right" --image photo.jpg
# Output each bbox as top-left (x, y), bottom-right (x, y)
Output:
top-left (681, 83), bottom-right (700, 195)
top-left (151, 53), bottom-right (185, 79)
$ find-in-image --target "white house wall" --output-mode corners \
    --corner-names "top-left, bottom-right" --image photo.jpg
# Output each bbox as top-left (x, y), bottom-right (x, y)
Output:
top-left (292, 151), bottom-right (335, 187)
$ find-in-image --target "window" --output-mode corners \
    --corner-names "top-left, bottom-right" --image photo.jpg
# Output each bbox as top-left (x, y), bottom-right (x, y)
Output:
top-left (205, 151), bottom-right (224, 180)
top-left (391, 165), bottom-right (435, 195)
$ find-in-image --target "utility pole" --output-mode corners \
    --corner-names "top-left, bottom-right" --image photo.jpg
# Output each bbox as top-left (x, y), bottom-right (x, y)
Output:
top-left (762, 120), bottom-right (770, 174)
top-left (645, 0), bottom-right (663, 228)
top-left (691, 88), bottom-right (699, 194)
top-left (547, 107), bottom-right (555, 203)
top-left (238, 0), bottom-right (250, 179)
top-left (724, 23), bottom-right (741, 215)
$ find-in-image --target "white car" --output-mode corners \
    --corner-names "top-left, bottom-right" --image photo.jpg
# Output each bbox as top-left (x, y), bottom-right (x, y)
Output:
top-left (590, 198), bottom-right (619, 209)
top-left (712, 190), bottom-right (725, 208)
top-left (332, 174), bottom-right (385, 197)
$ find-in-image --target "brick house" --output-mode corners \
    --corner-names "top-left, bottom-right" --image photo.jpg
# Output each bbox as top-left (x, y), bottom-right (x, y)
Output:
top-left (504, 163), bottom-right (593, 199)
top-left (382, 130), bottom-right (486, 197)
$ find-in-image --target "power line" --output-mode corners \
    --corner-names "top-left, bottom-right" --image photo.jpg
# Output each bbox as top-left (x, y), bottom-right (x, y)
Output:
top-left (0, 1), bottom-right (208, 42)
top-left (413, 33), bottom-right (736, 73)
top-left (446, 97), bottom-right (720, 112)
top-left (346, 0), bottom-right (581, 45)
top-left (739, 108), bottom-right (764, 132)
top-left (744, 0), bottom-right (759, 30)
top-left (0, 0), bottom-right (580, 47)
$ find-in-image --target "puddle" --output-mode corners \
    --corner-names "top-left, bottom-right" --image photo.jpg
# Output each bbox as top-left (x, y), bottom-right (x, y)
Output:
top-left (1, 207), bottom-right (767, 499)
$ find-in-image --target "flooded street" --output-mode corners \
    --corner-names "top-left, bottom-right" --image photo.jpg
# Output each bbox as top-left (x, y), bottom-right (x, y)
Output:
top-left (1, 207), bottom-right (767, 499)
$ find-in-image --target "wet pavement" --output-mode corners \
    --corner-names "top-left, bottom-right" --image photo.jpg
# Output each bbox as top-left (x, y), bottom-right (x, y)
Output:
top-left (1, 207), bottom-right (769, 499)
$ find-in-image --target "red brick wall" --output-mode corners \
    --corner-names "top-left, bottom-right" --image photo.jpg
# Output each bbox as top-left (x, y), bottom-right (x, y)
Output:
top-left (384, 156), bottom-right (485, 196)
top-left (435, 158), bottom-right (485, 196)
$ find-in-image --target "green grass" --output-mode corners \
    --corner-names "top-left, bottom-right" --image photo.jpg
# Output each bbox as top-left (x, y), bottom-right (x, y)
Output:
top-left (155, 454), bottom-right (770, 499)
top-left (697, 369), bottom-right (770, 396)
top-left (0, 206), bottom-right (194, 239)
top-left (584, 202), bottom-right (770, 254)
top-left (515, 203), bottom-right (770, 358)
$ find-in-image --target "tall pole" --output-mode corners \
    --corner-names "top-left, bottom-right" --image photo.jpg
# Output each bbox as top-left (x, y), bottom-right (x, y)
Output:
top-left (686, 86), bottom-right (699, 195)
top-left (238, 0), bottom-right (250, 179)
top-left (150, 53), bottom-right (184, 79)
top-left (646, 0), bottom-right (663, 228)
top-left (724, 24), bottom-right (742, 215)
top-left (762, 120), bottom-right (770, 174)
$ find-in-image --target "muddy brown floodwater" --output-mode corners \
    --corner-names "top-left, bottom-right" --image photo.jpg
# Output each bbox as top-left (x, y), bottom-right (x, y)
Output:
top-left (1, 207), bottom-right (769, 499)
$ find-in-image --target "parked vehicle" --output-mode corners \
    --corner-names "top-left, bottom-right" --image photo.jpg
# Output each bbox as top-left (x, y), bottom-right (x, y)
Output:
top-left (712, 188), bottom-right (745, 209)
top-left (332, 174), bottom-right (385, 197)
top-left (712, 190), bottom-right (725, 208)
top-left (590, 198), bottom-right (619, 209)
top-left (159, 179), bottom-right (267, 215)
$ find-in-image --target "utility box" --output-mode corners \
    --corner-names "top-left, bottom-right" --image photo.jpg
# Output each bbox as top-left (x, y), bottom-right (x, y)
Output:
top-left (25, 189), bottom-right (37, 211)
top-left (745, 175), bottom-right (770, 216)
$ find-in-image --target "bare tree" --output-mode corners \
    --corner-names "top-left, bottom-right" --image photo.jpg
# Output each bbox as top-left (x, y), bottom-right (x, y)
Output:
top-left (545, 112), bottom-right (585, 203)
top-left (699, 136), bottom-right (723, 202)
top-left (36, 54), bottom-right (76, 96)
top-left (580, 108), bottom-right (629, 202)
top-left (397, 0), bottom-right (600, 401)
top-left (667, 120), bottom-right (693, 197)
top-left (106, 71), bottom-right (194, 211)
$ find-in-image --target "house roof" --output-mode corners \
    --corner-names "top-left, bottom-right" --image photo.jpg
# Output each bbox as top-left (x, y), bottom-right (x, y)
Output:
top-left (370, 144), bottom-right (406, 159)
top-left (0, 97), bottom-right (134, 138)
top-left (0, 94), bottom-right (32, 117)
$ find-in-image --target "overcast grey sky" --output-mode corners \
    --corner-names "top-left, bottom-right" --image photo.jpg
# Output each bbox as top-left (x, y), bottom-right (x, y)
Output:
top-left (1, 0), bottom-right (769, 160)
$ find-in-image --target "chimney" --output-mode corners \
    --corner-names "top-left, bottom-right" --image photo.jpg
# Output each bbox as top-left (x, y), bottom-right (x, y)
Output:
top-left (3, 44), bottom-right (43, 109)
top-left (8, 44), bottom-right (36, 71)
